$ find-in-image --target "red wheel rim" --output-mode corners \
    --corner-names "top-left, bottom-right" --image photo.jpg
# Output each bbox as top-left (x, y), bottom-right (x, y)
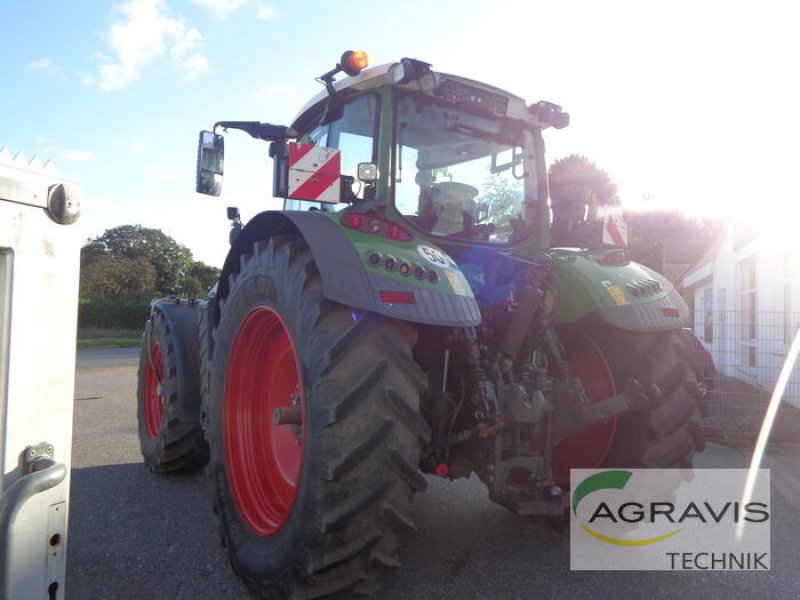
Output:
top-left (144, 342), bottom-right (164, 440)
top-left (551, 332), bottom-right (617, 485)
top-left (224, 306), bottom-right (304, 536)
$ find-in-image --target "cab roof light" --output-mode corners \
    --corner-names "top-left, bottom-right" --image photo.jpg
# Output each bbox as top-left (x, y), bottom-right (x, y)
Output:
top-left (342, 50), bottom-right (369, 76)
top-left (341, 212), bottom-right (414, 241)
top-left (317, 50), bottom-right (369, 95)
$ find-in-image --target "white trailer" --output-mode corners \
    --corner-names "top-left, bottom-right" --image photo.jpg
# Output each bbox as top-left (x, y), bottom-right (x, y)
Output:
top-left (0, 149), bottom-right (82, 600)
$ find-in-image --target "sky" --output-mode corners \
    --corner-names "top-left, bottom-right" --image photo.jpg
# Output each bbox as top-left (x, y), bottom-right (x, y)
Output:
top-left (2, 0), bottom-right (798, 266)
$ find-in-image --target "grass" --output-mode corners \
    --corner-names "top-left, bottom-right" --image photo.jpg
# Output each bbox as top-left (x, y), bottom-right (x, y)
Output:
top-left (77, 328), bottom-right (142, 350)
top-left (77, 338), bottom-right (141, 350)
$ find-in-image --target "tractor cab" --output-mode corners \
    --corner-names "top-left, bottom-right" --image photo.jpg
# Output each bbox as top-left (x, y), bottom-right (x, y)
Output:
top-left (196, 52), bottom-right (569, 253)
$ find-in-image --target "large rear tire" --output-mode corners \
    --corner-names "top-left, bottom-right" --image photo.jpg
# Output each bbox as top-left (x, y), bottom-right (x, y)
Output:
top-left (551, 325), bottom-right (705, 480)
top-left (544, 326), bottom-right (705, 533)
top-left (136, 307), bottom-right (208, 473)
top-left (208, 235), bottom-right (429, 598)
top-left (591, 326), bottom-right (707, 469)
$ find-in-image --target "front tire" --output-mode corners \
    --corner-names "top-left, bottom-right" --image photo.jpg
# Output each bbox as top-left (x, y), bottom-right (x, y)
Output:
top-left (136, 307), bottom-right (208, 473)
top-left (208, 235), bottom-right (429, 598)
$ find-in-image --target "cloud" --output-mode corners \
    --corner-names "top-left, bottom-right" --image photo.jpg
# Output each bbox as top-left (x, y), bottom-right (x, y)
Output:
top-left (169, 26), bottom-right (208, 80)
top-left (28, 57), bottom-right (61, 76)
top-left (250, 83), bottom-right (302, 102)
top-left (188, 0), bottom-right (278, 21)
top-left (255, 3), bottom-right (279, 21)
top-left (144, 161), bottom-right (183, 183)
top-left (189, 0), bottom-right (249, 19)
top-left (129, 139), bottom-right (148, 154)
top-left (89, 0), bottom-right (209, 91)
top-left (29, 57), bottom-right (53, 70)
top-left (43, 147), bottom-right (93, 162)
top-left (170, 26), bottom-right (202, 56)
top-left (179, 53), bottom-right (209, 81)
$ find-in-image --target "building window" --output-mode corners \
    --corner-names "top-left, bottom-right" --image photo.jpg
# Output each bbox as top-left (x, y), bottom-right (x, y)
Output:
top-left (738, 257), bottom-right (757, 368)
top-left (703, 287), bottom-right (713, 343)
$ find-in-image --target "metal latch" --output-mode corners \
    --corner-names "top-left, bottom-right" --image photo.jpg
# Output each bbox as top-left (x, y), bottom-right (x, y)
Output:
top-left (0, 442), bottom-right (67, 598)
top-left (22, 442), bottom-right (56, 475)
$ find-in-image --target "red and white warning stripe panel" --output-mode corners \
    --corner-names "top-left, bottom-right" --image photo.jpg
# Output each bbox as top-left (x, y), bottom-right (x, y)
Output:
top-left (602, 212), bottom-right (630, 247)
top-left (287, 142), bottom-right (341, 203)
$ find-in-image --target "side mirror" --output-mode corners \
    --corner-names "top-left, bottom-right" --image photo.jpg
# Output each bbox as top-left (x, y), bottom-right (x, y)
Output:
top-left (196, 130), bottom-right (224, 196)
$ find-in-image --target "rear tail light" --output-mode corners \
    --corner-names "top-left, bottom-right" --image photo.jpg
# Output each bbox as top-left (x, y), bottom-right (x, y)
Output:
top-left (341, 212), bottom-right (413, 241)
top-left (597, 249), bottom-right (630, 266)
top-left (379, 291), bottom-right (416, 304)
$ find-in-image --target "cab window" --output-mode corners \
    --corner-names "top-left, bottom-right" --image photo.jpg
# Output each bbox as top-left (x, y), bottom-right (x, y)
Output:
top-left (294, 94), bottom-right (380, 206)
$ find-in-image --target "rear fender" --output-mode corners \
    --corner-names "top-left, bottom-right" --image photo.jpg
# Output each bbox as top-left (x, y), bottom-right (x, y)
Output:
top-left (550, 249), bottom-right (690, 331)
top-left (218, 210), bottom-right (481, 328)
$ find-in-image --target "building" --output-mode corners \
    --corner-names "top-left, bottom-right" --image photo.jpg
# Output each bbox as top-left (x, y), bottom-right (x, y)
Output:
top-left (680, 221), bottom-right (800, 408)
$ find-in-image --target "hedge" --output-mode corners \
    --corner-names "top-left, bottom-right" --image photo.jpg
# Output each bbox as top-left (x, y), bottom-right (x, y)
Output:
top-left (79, 299), bottom-right (152, 330)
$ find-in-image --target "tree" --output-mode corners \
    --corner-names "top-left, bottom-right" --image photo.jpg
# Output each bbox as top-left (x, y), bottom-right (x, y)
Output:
top-left (548, 155), bottom-right (619, 246)
top-left (181, 276), bottom-right (204, 298)
top-left (189, 261), bottom-right (221, 291)
top-left (548, 154), bottom-right (619, 212)
top-left (179, 260), bottom-right (221, 297)
top-left (477, 176), bottom-right (523, 228)
top-left (627, 210), bottom-right (724, 274)
top-left (80, 256), bottom-right (157, 300)
top-left (82, 225), bottom-right (194, 295)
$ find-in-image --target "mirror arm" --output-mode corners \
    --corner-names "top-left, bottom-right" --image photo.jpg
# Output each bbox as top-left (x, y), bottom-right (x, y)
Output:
top-left (213, 121), bottom-right (289, 142)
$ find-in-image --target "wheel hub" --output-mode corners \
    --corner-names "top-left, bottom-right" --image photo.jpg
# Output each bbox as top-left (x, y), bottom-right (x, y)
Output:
top-left (224, 306), bottom-right (305, 536)
top-left (551, 332), bottom-right (617, 485)
top-left (143, 343), bottom-right (164, 440)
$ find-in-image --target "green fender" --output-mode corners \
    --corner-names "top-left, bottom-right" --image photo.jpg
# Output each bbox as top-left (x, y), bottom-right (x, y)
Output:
top-left (218, 210), bottom-right (481, 328)
top-left (549, 249), bottom-right (690, 331)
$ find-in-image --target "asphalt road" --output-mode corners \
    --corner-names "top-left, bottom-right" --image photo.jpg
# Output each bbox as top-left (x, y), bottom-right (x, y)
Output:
top-left (68, 363), bottom-right (800, 599)
top-left (76, 347), bottom-right (140, 369)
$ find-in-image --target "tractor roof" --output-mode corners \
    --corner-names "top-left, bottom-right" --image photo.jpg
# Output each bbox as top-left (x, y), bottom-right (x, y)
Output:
top-left (290, 60), bottom-right (539, 132)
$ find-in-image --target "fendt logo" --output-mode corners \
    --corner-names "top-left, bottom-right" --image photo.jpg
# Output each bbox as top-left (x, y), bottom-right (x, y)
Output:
top-left (570, 469), bottom-right (771, 571)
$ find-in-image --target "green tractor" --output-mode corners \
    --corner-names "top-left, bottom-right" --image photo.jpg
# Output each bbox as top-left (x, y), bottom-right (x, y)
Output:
top-left (137, 51), bottom-right (706, 597)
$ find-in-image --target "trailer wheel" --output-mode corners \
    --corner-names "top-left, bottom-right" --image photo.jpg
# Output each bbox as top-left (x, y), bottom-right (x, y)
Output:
top-left (590, 326), bottom-right (707, 469)
top-left (208, 235), bottom-right (429, 598)
top-left (136, 308), bottom-right (208, 473)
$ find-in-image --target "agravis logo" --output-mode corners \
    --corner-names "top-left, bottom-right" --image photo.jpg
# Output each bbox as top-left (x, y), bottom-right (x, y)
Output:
top-left (572, 470), bottom-right (684, 547)
top-left (570, 468), bottom-right (771, 571)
